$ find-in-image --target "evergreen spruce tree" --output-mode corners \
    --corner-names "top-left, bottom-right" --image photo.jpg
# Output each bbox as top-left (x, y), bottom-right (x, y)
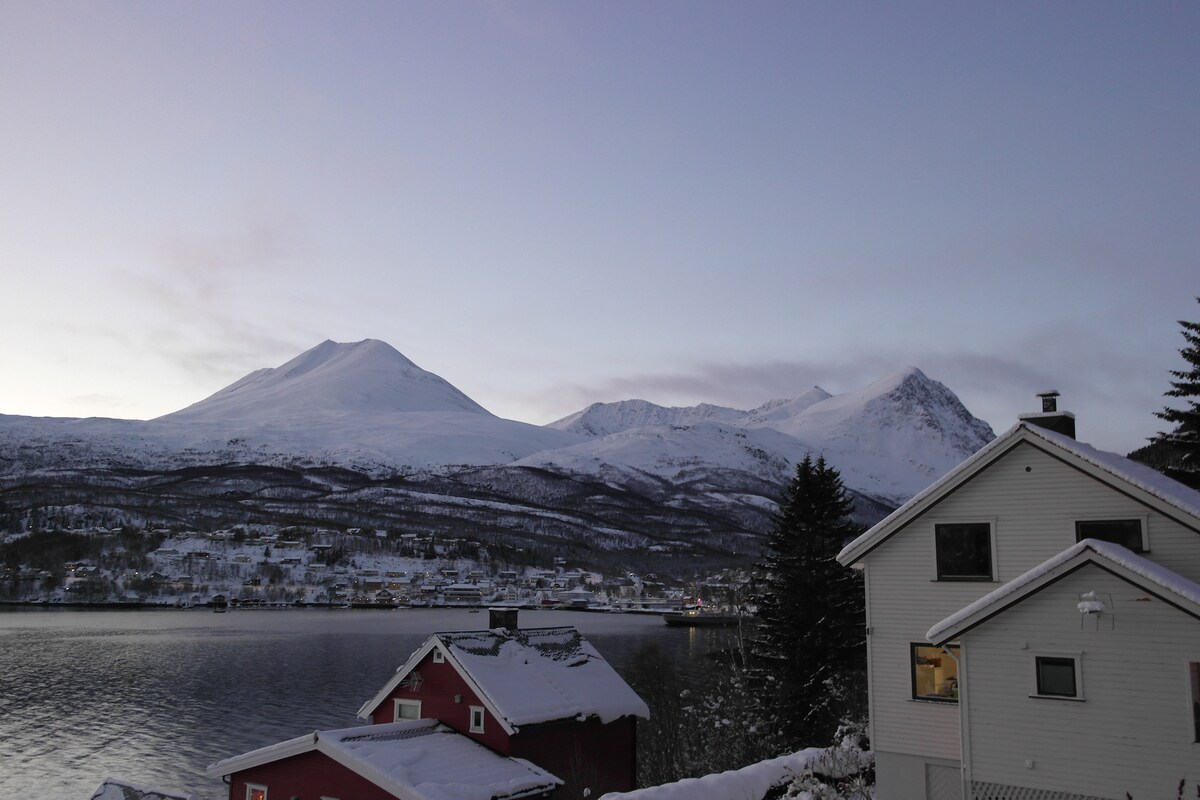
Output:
top-left (1146, 297), bottom-right (1200, 485)
top-left (752, 454), bottom-right (866, 751)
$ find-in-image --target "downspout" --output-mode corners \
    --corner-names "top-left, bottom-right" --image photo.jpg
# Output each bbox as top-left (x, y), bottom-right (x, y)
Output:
top-left (941, 644), bottom-right (969, 800)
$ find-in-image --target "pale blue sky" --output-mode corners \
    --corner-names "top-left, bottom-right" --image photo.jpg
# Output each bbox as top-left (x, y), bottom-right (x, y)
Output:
top-left (2, 1), bottom-right (1197, 454)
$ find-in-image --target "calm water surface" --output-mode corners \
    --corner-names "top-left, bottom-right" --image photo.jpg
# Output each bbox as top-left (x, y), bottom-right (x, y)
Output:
top-left (0, 607), bottom-right (732, 799)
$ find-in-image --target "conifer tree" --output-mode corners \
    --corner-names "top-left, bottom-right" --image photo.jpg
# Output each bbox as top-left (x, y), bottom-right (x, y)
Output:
top-left (1149, 298), bottom-right (1200, 484)
top-left (752, 454), bottom-right (866, 751)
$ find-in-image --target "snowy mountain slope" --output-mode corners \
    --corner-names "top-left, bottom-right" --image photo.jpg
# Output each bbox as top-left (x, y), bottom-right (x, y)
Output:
top-left (548, 400), bottom-right (743, 438)
top-left (0, 340), bottom-right (996, 556)
top-left (161, 339), bottom-right (490, 420)
top-left (533, 368), bottom-right (994, 507)
top-left (0, 340), bottom-right (581, 470)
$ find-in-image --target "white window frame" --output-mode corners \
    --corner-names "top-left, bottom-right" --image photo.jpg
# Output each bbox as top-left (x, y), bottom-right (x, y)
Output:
top-left (1029, 651), bottom-right (1084, 701)
top-left (394, 698), bottom-right (422, 721)
top-left (469, 705), bottom-right (485, 733)
top-left (931, 519), bottom-right (998, 582)
top-left (432, 648), bottom-right (445, 663)
top-left (1073, 514), bottom-right (1149, 553)
top-left (245, 784), bottom-right (268, 800)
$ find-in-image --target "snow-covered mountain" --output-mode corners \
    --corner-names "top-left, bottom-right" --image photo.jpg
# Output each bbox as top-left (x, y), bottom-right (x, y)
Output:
top-left (529, 367), bottom-right (993, 507)
top-left (0, 340), bottom-right (995, 559)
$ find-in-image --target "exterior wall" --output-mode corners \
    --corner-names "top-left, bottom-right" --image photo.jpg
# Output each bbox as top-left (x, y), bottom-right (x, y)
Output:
top-left (862, 440), bottom-right (1200, 798)
top-left (873, 752), bottom-right (962, 800)
top-left (229, 750), bottom-right (397, 800)
top-left (962, 565), bottom-right (1200, 799)
top-left (371, 651), bottom-right (510, 754)
top-left (512, 716), bottom-right (638, 800)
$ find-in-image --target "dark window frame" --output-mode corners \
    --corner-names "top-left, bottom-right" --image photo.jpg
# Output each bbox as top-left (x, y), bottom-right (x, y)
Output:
top-left (1190, 662), bottom-right (1199, 743)
top-left (910, 643), bottom-right (960, 703)
top-left (1035, 656), bottom-right (1078, 698)
top-left (1075, 519), bottom-right (1146, 553)
top-left (935, 522), bottom-right (994, 581)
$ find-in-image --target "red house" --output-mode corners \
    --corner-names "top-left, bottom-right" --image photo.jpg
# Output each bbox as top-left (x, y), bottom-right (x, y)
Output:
top-left (207, 609), bottom-right (649, 800)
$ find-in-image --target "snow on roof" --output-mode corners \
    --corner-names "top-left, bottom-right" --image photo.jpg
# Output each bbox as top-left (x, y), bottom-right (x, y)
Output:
top-left (437, 626), bottom-right (650, 728)
top-left (90, 778), bottom-right (194, 800)
top-left (597, 747), bottom-right (825, 800)
top-left (207, 719), bottom-right (561, 800)
top-left (837, 421), bottom-right (1200, 567)
top-left (927, 538), bottom-right (1200, 644)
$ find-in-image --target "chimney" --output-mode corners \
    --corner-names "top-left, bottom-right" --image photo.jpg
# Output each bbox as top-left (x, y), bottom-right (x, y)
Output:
top-left (489, 607), bottom-right (519, 631)
top-left (1019, 390), bottom-right (1076, 439)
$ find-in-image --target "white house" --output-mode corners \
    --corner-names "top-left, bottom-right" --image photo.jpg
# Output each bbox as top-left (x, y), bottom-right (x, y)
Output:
top-left (837, 399), bottom-right (1200, 800)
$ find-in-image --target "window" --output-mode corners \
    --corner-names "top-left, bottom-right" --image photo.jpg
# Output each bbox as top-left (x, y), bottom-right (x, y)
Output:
top-left (246, 785), bottom-right (267, 800)
top-left (469, 705), bottom-right (485, 733)
top-left (432, 648), bottom-right (445, 663)
top-left (1033, 655), bottom-right (1082, 699)
top-left (1075, 519), bottom-right (1146, 552)
top-left (1190, 662), bottom-right (1199, 742)
top-left (395, 698), bottom-right (421, 721)
top-left (911, 644), bottom-right (959, 702)
top-left (935, 523), bottom-right (994, 581)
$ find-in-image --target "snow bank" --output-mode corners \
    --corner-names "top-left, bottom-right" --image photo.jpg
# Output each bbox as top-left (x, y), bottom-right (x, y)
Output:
top-left (598, 748), bottom-right (825, 800)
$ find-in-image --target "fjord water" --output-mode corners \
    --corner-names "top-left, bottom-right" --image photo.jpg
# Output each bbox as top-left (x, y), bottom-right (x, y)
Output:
top-left (0, 607), bottom-right (731, 799)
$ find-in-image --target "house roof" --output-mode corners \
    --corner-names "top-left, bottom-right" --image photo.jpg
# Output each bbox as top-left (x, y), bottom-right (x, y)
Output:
top-left (91, 779), bottom-right (193, 800)
top-left (837, 421), bottom-right (1200, 567)
top-left (206, 719), bottom-right (561, 800)
top-left (358, 626), bottom-right (650, 733)
top-left (926, 538), bottom-right (1200, 645)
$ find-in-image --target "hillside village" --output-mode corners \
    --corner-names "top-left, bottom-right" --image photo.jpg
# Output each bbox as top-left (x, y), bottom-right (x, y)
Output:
top-left (0, 523), bottom-right (745, 611)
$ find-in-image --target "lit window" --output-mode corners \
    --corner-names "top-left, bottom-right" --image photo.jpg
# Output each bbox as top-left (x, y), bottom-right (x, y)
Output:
top-left (395, 699), bottom-right (421, 721)
top-left (246, 785), bottom-right (267, 800)
top-left (911, 644), bottom-right (959, 702)
top-left (470, 705), bottom-right (485, 733)
top-left (1190, 663), bottom-right (1199, 742)
top-left (1033, 655), bottom-right (1081, 699)
top-left (935, 523), bottom-right (993, 581)
top-left (1075, 519), bottom-right (1146, 552)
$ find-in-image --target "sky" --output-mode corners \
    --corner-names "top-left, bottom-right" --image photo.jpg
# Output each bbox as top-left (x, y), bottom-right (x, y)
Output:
top-left (1, 1), bottom-right (1197, 456)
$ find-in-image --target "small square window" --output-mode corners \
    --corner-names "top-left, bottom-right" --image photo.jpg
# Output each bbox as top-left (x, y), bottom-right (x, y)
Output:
top-left (911, 643), bottom-right (959, 702)
top-left (1035, 656), bottom-right (1079, 698)
top-left (1075, 519), bottom-right (1145, 552)
top-left (395, 699), bottom-right (421, 721)
top-left (470, 705), bottom-right (485, 733)
top-left (432, 649), bottom-right (445, 663)
top-left (246, 785), bottom-right (267, 800)
top-left (935, 523), bottom-right (993, 581)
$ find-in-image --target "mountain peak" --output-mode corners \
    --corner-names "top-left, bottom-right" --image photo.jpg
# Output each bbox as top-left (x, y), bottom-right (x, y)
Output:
top-left (159, 339), bottom-right (490, 422)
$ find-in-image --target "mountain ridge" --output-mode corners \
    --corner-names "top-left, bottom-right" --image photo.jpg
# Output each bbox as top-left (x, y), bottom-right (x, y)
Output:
top-left (0, 340), bottom-right (996, 559)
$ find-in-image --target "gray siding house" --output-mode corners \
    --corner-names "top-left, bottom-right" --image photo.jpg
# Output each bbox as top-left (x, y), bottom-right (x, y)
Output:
top-left (837, 403), bottom-right (1200, 800)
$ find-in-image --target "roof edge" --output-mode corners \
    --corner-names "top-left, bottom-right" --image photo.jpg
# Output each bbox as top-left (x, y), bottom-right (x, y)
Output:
top-left (927, 539), bottom-right (1200, 644)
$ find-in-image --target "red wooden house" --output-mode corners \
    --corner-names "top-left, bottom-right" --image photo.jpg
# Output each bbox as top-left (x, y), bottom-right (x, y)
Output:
top-left (357, 608), bottom-right (649, 799)
top-left (208, 609), bottom-right (649, 800)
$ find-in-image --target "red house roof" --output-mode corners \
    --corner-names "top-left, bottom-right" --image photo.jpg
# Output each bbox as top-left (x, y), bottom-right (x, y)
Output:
top-left (358, 626), bottom-right (650, 733)
top-left (206, 719), bottom-right (561, 800)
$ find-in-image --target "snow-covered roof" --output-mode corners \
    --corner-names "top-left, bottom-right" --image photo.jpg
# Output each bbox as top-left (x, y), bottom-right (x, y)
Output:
top-left (838, 421), bottom-right (1200, 567)
top-left (206, 719), bottom-right (561, 800)
top-left (597, 747), bottom-right (825, 800)
top-left (358, 626), bottom-right (649, 732)
top-left (927, 538), bottom-right (1200, 645)
top-left (91, 779), bottom-right (193, 800)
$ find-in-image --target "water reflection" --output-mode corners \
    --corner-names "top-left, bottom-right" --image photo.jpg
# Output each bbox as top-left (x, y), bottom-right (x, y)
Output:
top-left (0, 608), bottom-right (735, 799)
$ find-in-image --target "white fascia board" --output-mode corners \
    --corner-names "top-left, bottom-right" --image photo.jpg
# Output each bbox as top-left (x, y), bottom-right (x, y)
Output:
top-left (927, 540), bottom-right (1200, 645)
top-left (357, 636), bottom-right (441, 720)
top-left (205, 731), bottom-right (318, 778)
top-left (355, 634), bottom-right (516, 736)
top-left (837, 424), bottom-right (1026, 567)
